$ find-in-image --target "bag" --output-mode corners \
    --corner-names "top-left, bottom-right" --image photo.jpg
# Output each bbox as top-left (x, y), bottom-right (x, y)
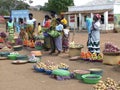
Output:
top-left (48, 30), bottom-right (61, 38)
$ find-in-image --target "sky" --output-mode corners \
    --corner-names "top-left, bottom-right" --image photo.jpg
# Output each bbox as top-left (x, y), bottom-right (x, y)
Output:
top-left (25, 0), bottom-right (93, 6)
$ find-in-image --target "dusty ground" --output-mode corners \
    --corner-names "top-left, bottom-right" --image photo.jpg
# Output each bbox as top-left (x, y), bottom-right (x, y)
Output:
top-left (0, 25), bottom-right (120, 90)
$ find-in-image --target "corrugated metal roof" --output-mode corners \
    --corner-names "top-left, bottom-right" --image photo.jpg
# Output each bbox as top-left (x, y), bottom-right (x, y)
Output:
top-left (64, 9), bottom-right (112, 15)
top-left (83, 0), bottom-right (120, 6)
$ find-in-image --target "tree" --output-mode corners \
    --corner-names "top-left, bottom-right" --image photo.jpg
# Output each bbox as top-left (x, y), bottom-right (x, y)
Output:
top-left (41, 0), bottom-right (74, 14)
top-left (0, 0), bottom-right (29, 15)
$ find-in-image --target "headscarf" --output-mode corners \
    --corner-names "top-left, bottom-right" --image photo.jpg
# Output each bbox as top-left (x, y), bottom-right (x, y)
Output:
top-left (95, 14), bottom-right (101, 19)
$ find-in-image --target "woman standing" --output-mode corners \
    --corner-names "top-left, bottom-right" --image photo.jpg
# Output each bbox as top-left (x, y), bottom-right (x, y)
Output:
top-left (55, 18), bottom-right (63, 55)
top-left (26, 13), bottom-right (36, 41)
top-left (6, 18), bottom-right (15, 43)
top-left (43, 15), bottom-right (51, 51)
top-left (49, 11), bottom-right (57, 54)
top-left (87, 14), bottom-right (101, 54)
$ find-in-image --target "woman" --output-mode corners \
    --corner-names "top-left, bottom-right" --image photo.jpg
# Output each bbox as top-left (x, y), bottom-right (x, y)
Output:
top-left (19, 18), bottom-right (28, 40)
top-left (6, 18), bottom-right (15, 43)
top-left (61, 15), bottom-right (67, 29)
top-left (55, 18), bottom-right (63, 55)
top-left (26, 13), bottom-right (36, 41)
top-left (87, 14), bottom-right (101, 54)
top-left (43, 15), bottom-right (51, 51)
top-left (49, 11), bottom-right (57, 54)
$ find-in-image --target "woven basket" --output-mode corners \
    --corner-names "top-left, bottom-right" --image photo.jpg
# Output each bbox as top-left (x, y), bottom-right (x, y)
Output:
top-left (103, 52), bottom-right (120, 56)
top-left (69, 48), bottom-right (82, 57)
top-left (103, 54), bottom-right (120, 65)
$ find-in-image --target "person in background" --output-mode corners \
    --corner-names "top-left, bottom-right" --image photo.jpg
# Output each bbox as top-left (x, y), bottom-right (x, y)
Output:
top-left (6, 17), bottom-right (15, 43)
top-left (43, 15), bottom-right (51, 51)
top-left (86, 15), bottom-right (93, 34)
top-left (55, 18), bottom-right (64, 55)
top-left (26, 13), bottom-right (36, 41)
top-left (14, 18), bottom-right (20, 33)
top-left (19, 18), bottom-right (28, 40)
top-left (87, 14), bottom-right (101, 54)
top-left (49, 11), bottom-right (57, 54)
top-left (62, 26), bottom-right (70, 53)
top-left (61, 15), bottom-right (67, 29)
top-left (37, 22), bottom-right (42, 35)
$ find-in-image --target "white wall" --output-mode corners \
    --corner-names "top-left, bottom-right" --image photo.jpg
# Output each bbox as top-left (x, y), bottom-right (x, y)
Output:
top-left (68, 15), bottom-right (77, 29)
top-left (113, 5), bottom-right (120, 14)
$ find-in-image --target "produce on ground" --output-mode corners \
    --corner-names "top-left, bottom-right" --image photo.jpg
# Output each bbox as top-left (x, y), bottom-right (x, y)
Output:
top-left (58, 63), bottom-right (69, 69)
top-left (93, 78), bottom-right (120, 90)
top-left (103, 42), bottom-right (120, 53)
top-left (80, 52), bottom-right (103, 61)
top-left (69, 41), bottom-right (83, 48)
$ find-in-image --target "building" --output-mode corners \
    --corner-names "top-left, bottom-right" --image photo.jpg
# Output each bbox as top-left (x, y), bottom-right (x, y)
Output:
top-left (64, 0), bottom-right (120, 31)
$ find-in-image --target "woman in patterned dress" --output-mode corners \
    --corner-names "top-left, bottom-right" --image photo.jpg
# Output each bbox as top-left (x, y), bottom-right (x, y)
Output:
top-left (6, 18), bottom-right (15, 43)
top-left (87, 14), bottom-right (101, 54)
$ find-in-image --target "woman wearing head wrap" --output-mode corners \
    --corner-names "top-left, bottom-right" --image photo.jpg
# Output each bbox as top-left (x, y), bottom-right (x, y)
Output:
top-left (6, 17), bottom-right (15, 43)
top-left (61, 14), bottom-right (67, 29)
top-left (43, 15), bottom-right (51, 51)
top-left (54, 18), bottom-right (63, 55)
top-left (87, 14), bottom-right (101, 54)
top-left (49, 11), bottom-right (57, 54)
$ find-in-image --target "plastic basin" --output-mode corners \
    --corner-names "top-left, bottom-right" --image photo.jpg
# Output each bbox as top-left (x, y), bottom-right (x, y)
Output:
top-left (33, 65), bottom-right (45, 72)
top-left (0, 52), bottom-right (10, 57)
top-left (74, 70), bottom-right (90, 80)
top-left (13, 45), bottom-right (23, 51)
top-left (45, 70), bottom-right (52, 75)
top-left (81, 74), bottom-right (102, 84)
top-left (89, 68), bottom-right (103, 76)
top-left (8, 55), bottom-right (17, 60)
top-left (16, 55), bottom-right (28, 60)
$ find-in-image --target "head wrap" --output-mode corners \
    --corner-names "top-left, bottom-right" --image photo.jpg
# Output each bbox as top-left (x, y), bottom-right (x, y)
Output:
top-left (95, 14), bottom-right (101, 19)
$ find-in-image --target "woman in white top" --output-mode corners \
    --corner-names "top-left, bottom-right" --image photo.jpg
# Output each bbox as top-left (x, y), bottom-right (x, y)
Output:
top-left (26, 13), bottom-right (36, 41)
top-left (87, 14), bottom-right (101, 54)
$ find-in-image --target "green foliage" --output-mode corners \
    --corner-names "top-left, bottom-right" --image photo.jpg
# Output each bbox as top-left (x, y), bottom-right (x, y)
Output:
top-left (41, 0), bottom-right (74, 14)
top-left (0, 0), bottom-right (29, 15)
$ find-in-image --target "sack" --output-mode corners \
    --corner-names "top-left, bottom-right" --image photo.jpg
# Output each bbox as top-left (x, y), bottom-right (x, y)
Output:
top-left (48, 30), bottom-right (60, 38)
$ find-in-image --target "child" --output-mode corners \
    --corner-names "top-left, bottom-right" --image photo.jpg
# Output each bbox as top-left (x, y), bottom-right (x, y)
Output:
top-left (19, 18), bottom-right (28, 40)
top-left (62, 26), bottom-right (70, 53)
top-left (37, 22), bottom-right (42, 35)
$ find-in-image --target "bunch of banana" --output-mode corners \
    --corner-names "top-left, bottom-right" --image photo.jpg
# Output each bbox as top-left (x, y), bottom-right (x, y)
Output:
top-left (45, 60), bottom-right (55, 66)
top-left (36, 62), bottom-right (46, 69)
top-left (45, 65), bottom-right (58, 71)
top-left (97, 53), bottom-right (103, 60)
top-left (91, 53), bottom-right (98, 60)
top-left (58, 63), bottom-right (69, 69)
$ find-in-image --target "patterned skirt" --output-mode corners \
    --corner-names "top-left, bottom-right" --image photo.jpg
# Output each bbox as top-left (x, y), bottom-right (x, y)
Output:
top-left (26, 24), bottom-right (34, 40)
top-left (87, 30), bottom-right (100, 54)
top-left (8, 28), bottom-right (15, 43)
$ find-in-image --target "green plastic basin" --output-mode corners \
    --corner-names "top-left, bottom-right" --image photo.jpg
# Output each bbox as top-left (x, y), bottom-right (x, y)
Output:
top-left (8, 55), bottom-right (17, 60)
top-left (81, 74), bottom-right (102, 84)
